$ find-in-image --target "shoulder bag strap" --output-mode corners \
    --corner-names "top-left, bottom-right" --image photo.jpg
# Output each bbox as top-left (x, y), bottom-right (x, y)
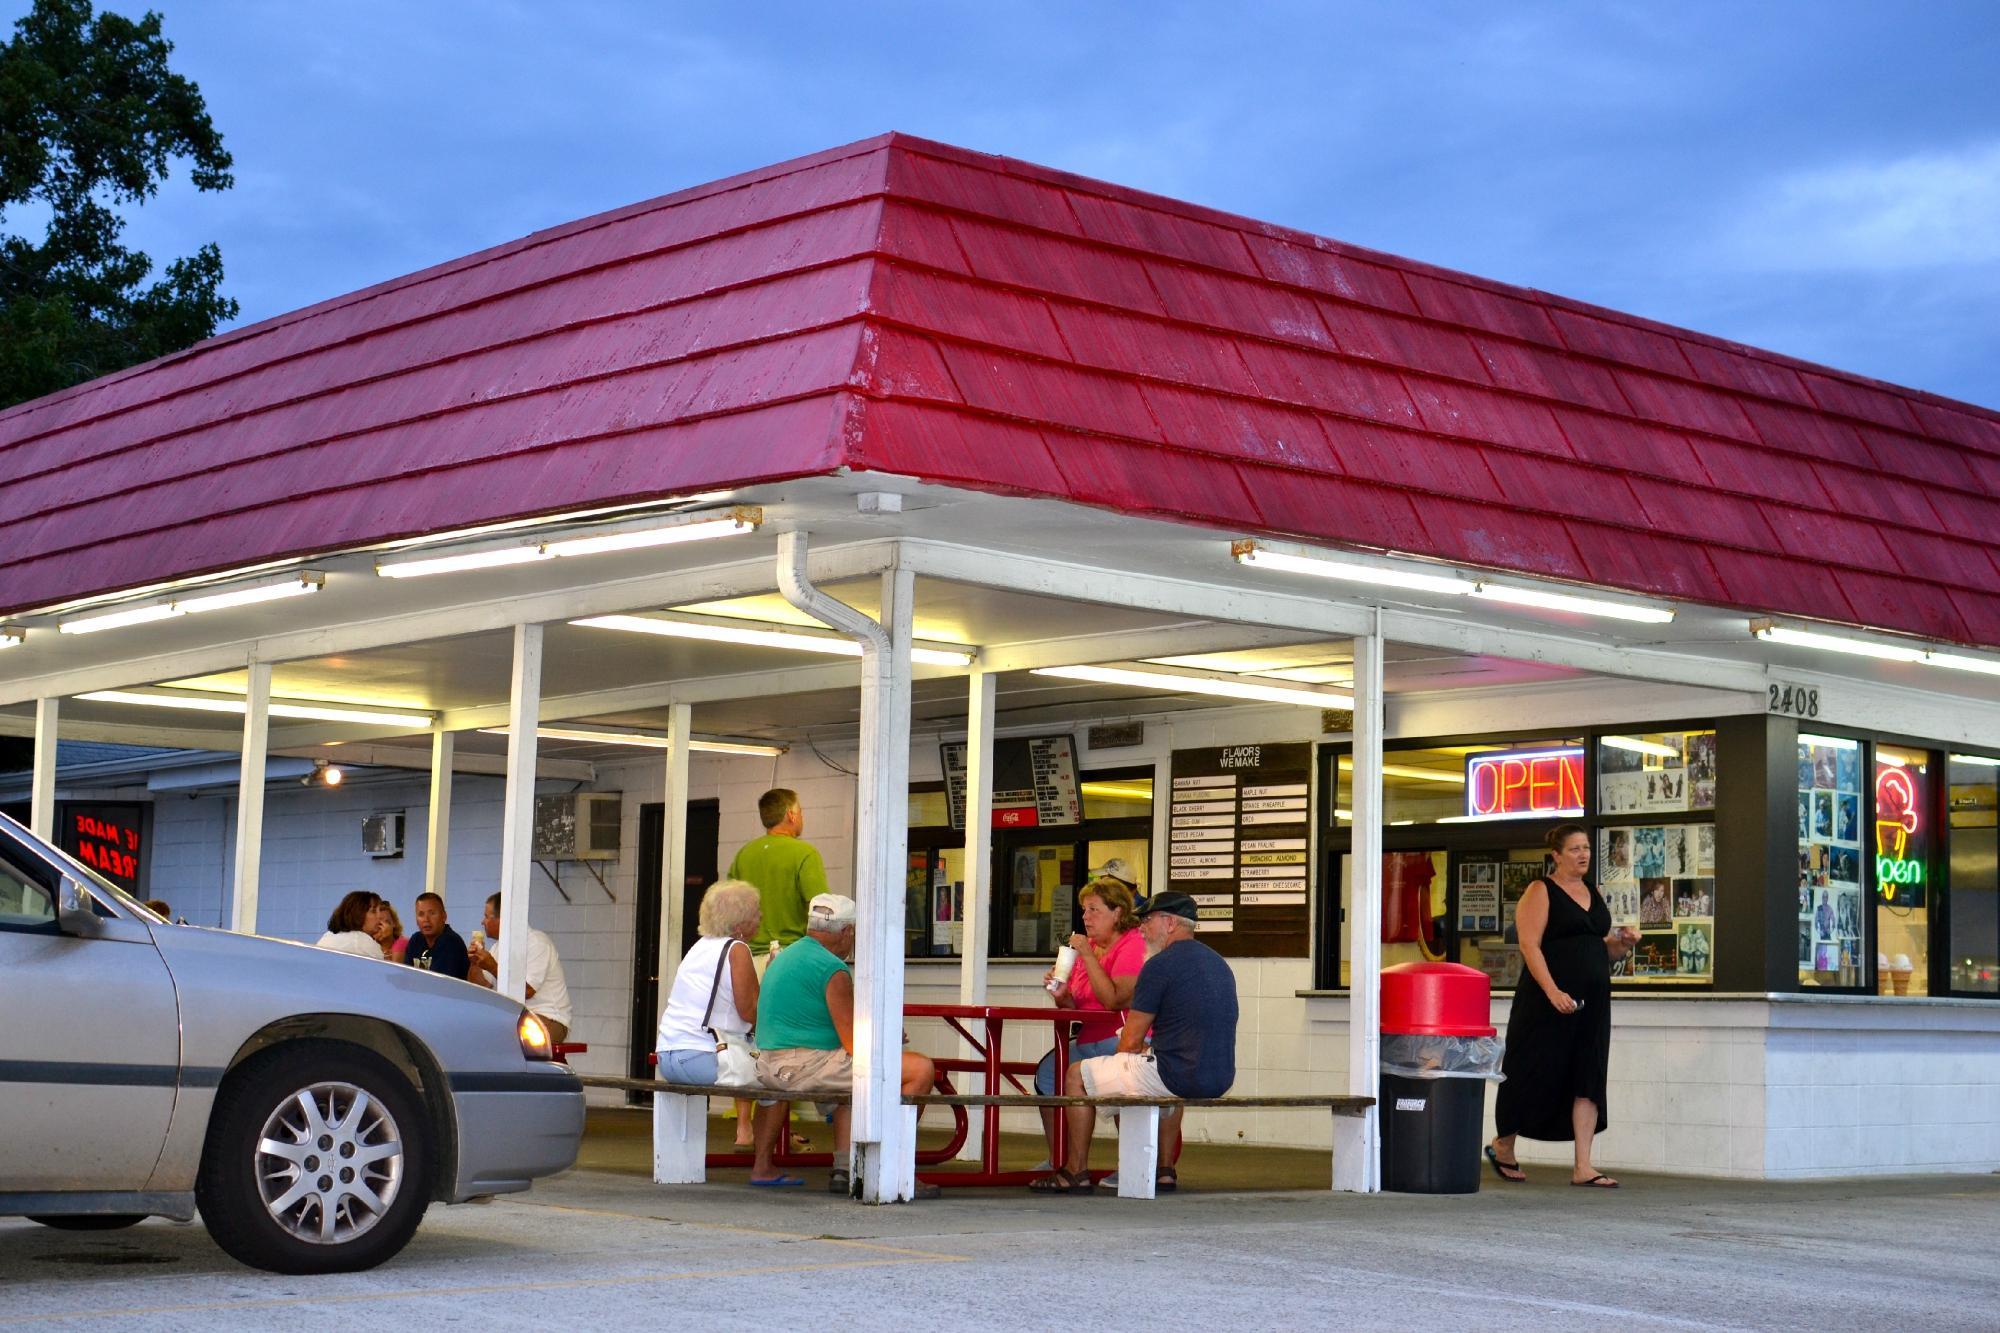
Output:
top-left (701, 938), bottom-right (734, 1034)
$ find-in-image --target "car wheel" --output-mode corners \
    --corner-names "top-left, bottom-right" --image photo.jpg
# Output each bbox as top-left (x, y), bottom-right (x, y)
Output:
top-left (27, 1215), bottom-right (148, 1230)
top-left (196, 1040), bottom-right (431, 1274)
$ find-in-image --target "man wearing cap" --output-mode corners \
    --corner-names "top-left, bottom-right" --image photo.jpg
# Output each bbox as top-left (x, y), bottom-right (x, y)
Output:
top-left (749, 892), bottom-right (938, 1194)
top-left (1036, 890), bottom-right (1237, 1194)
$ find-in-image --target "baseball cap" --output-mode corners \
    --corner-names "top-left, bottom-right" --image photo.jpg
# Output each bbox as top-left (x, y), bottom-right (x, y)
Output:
top-left (807, 892), bottom-right (857, 931)
top-left (1137, 890), bottom-right (1199, 923)
top-left (1088, 857), bottom-right (1137, 884)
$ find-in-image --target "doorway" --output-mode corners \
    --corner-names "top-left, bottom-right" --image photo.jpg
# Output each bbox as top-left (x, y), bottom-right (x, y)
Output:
top-left (629, 799), bottom-right (721, 1083)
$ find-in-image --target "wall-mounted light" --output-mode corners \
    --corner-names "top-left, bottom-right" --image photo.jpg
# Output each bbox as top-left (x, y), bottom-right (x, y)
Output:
top-left (57, 572), bottom-right (325, 635)
top-left (376, 508), bottom-right (760, 579)
top-left (77, 688), bottom-right (434, 730)
top-left (1031, 662), bottom-right (1352, 709)
top-left (1233, 540), bottom-right (1675, 624)
top-left (573, 611), bottom-right (977, 668)
top-left (303, 759), bottom-right (345, 787)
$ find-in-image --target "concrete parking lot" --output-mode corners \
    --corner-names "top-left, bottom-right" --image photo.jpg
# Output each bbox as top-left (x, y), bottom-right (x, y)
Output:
top-left (5, 1159), bottom-right (1998, 1331)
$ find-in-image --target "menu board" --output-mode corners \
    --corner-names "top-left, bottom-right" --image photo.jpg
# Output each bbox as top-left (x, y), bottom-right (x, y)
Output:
top-left (1600, 821), bottom-right (1716, 982)
top-left (1168, 743), bottom-right (1311, 958)
top-left (940, 734), bottom-right (1082, 831)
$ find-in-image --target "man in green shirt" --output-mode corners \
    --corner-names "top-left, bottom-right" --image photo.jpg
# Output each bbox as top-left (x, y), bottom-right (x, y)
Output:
top-left (750, 893), bottom-right (937, 1195)
top-left (728, 788), bottom-right (829, 958)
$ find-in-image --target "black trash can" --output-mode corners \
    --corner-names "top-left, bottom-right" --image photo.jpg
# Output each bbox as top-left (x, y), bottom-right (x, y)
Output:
top-left (1378, 962), bottom-right (1501, 1195)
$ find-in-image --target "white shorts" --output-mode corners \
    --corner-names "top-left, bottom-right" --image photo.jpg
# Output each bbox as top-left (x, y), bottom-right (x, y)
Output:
top-left (1078, 1050), bottom-right (1173, 1116)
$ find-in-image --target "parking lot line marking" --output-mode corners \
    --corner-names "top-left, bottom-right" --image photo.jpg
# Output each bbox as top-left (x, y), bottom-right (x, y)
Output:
top-left (0, 1252), bottom-right (971, 1326)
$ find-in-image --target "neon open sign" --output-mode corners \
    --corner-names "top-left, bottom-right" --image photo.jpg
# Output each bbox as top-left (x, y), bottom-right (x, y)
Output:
top-left (1875, 762), bottom-right (1924, 896)
top-left (1465, 748), bottom-right (1586, 819)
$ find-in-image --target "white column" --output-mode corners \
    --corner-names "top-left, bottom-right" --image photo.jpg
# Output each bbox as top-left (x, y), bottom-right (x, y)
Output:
top-left (852, 566), bottom-right (915, 1203)
top-left (426, 730), bottom-right (455, 899)
top-left (953, 669), bottom-right (996, 1162)
top-left (956, 668), bottom-right (996, 1005)
top-left (497, 623), bottom-right (544, 1001)
top-left (657, 702), bottom-right (693, 999)
top-left (230, 662), bottom-right (273, 935)
top-left (1335, 618), bottom-right (1384, 1192)
top-left (30, 697), bottom-right (58, 839)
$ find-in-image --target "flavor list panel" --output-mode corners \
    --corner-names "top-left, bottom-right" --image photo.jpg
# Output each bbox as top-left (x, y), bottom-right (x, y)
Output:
top-left (1168, 742), bottom-right (1312, 958)
top-left (941, 734), bottom-right (1082, 831)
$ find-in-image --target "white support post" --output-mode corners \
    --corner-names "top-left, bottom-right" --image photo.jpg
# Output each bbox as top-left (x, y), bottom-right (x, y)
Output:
top-left (652, 1090), bottom-right (708, 1184)
top-left (230, 662), bottom-right (273, 935)
top-left (1117, 1106), bottom-right (1161, 1199)
top-left (954, 669), bottom-right (996, 1161)
top-left (29, 697), bottom-right (58, 840)
top-left (497, 624), bottom-right (544, 1002)
top-left (657, 702), bottom-right (693, 1001)
top-left (426, 730), bottom-right (455, 899)
top-left (852, 566), bottom-right (915, 1203)
top-left (1335, 618), bottom-right (1384, 1193)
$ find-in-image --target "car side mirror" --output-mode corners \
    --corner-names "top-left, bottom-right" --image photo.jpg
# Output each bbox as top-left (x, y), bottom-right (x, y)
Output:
top-left (56, 877), bottom-right (98, 934)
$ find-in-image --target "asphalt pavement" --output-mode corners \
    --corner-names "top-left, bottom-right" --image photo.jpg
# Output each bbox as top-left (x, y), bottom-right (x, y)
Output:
top-left (4, 1160), bottom-right (1997, 1331)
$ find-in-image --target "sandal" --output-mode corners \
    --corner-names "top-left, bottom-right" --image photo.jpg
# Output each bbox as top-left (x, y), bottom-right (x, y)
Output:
top-left (1571, 1174), bottom-right (1620, 1189)
top-left (1485, 1145), bottom-right (1527, 1183)
top-left (1155, 1168), bottom-right (1177, 1193)
top-left (1028, 1167), bottom-right (1090, 1194)
top-left (828, 1168), bottom-right (851, 1196)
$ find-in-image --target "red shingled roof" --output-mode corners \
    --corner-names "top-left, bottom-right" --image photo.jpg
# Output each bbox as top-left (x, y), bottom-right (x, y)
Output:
top-left (5, 133), bottom-right (1999, 646)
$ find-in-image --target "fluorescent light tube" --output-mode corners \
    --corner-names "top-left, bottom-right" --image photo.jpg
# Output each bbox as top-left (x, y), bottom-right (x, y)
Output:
top-left (1438, 808), bottom-right (1584, 824)
top-left (571, 614), bottom-right (976, 667)
top-left (1473, 583), bottom-right (1675, 623)
top-left (1800, 733), bottom-right (1860, 751)
top-left (1031, 663), bottom-right (1352, 709)
top-left (78, 689), bottom-right (433, 729)
top-left (1926, 652), bottom-right (2000, 678)
top-left (1234, 544), bottom-right (1476, 596)
top-left (377, 544), bottom-right (547, 579)
top-left (59, 602), bottom-right (183, 634)
top-left (1752, 623), bottom-right (1925, 663)
top-left (543, 514), bottom-right (755, 558)
top-left (175, 572), bottom-right (325, 614)
top-left (1953, 755), bottom-right (2000, 768)
top-left (1601, 735), bottom-right (1681, 758)
top-left (478, 725), bottom-right (786, 756)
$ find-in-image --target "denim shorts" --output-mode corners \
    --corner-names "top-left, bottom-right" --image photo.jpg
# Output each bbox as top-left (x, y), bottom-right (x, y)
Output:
top-left (1036, 1035), bottom-right (1122, 1095)
top-left (657, 1047), bottom-right (719, 1084)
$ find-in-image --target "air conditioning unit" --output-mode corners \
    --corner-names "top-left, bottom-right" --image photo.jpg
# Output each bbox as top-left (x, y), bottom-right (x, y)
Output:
top-left (533, 792), bottom-right (623, 860)
top-left (361, 812), bottom-right (405, 858)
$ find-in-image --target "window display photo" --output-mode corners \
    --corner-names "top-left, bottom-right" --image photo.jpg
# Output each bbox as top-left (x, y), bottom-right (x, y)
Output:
top-left (1599, 820), bottom-right (1715, 983)
top-left (1798, 733), bottom-right (1865, 987)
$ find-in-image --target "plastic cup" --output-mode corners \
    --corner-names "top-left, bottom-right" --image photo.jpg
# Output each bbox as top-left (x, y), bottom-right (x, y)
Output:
top-left (1048, 945), bottom-right (1077, 994)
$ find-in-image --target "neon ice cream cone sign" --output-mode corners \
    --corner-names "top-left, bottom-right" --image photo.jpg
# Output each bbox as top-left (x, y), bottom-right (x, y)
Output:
top-left (1875, 762), bottom-right (1923, 893)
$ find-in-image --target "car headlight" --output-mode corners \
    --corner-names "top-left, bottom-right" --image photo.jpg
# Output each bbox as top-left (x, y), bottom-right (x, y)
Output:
top-left (518, 1010), bottom-right (553, 1060)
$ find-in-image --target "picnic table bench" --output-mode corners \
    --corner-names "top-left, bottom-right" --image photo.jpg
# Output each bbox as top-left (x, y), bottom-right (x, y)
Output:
top-left (575, 1073), bottom-right (1373, 1199)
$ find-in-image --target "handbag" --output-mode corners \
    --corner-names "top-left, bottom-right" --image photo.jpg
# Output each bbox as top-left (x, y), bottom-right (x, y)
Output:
top-left (703, 939), bottom-right (760, 1087)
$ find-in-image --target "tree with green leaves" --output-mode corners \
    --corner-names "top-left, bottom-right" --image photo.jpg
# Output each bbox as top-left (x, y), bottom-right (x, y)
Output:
top-left (0, 0), bottom-right (235, 408)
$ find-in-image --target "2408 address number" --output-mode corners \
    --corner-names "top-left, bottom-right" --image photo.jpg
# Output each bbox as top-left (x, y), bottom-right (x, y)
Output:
top-left (1768, 682), bottom-right (1821, 720)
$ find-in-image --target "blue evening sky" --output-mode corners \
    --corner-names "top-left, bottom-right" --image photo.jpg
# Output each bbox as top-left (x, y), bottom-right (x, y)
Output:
top-left (10, 1), bottom-right (2000, 408)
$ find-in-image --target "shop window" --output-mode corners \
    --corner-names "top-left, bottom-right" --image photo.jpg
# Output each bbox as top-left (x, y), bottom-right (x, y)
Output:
top-left (1872, 745), bottom-right (1932, 995)
top-left (1947, 755), bottom-right (1999, 994)
top-left (1597, 731), bottom-right (1717, 814)
top-left (1081, 775), bottom-right (1153, 820)
top-left (991, 766), bottom-right (1153, 960)
top-left (1455, 848), bottom-right (1551, 988)
top-left (1798, 733), bottom-right (1866, 987)
top-left (1334, 739), bottom-right (1585, 828)
top-left (908, 788), bottom-right (951, 830)
top-left (1598, 822), bottom-right (1716, 983)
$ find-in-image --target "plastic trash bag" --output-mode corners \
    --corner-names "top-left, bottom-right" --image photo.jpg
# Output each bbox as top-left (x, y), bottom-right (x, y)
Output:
top-left (1380, 1034), bottom-right (1505, 1080)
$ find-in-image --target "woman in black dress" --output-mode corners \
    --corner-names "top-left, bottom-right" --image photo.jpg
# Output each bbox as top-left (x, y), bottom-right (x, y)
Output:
top-left (1487, 823), bottom-right (1638, 1188)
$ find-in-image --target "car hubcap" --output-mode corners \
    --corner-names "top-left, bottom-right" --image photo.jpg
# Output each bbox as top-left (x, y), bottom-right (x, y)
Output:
top-left (254, 1081), bottom-right (403, 1244)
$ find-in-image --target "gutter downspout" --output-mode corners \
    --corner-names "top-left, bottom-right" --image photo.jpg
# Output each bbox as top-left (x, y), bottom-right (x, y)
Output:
top-left (776, 530), bottom-right (916, 1204)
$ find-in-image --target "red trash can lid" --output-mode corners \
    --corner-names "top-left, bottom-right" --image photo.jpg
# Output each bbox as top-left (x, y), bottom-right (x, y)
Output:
top-left (1379, 961), bottom-right (1495, 1037)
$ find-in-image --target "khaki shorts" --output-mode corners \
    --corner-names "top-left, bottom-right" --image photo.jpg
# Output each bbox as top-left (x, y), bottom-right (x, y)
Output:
top-left (755, 1046), bottom-right (852, 1098)
top-left (1079, 1051), bottom-right (1172, 1117)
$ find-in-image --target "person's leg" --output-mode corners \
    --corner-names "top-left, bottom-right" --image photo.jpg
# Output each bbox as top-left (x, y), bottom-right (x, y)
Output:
top-left (1159, 1105), bottom-right (1183, 1181)
top-left (1035, 1050), bottom-right (1060, 1162)
top-left (749, 1101), bottom-right (787, 1181)
top-left (832, 1104), bottom-right (852, 1156)
top-left (733, 1097), bottom-right (756, 1148)
top-left (1061, 1060), bottom-right (1095, 1176)
top-left (901, 1051), bottom-right (935, 1095)
top-left (543, 1018), bottom-right (569, 1044)
top-left (1571, 1097), bottom-right (1615, 1184)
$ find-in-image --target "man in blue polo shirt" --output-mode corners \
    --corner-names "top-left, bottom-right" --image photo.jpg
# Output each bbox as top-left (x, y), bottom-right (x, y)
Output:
top-left (1034, 891), bottom-right (1237, 1194)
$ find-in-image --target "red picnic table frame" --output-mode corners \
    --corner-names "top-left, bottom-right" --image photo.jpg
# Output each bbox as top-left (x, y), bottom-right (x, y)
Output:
top-left (694, 1003), bottom-right (1079, 1187)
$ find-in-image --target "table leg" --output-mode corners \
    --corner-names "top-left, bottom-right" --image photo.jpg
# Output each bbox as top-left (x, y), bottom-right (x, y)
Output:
top-left (983, 1016), bottom-right (1003, 1174)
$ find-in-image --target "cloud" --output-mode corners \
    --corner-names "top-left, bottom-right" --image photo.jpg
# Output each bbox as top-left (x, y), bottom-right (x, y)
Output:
top-left (1725, 140), bottom-right (2000, 271)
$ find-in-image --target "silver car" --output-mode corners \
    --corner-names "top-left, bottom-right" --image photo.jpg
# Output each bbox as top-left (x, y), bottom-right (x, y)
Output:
top-left (0, 812), bottom-right (584, 1273)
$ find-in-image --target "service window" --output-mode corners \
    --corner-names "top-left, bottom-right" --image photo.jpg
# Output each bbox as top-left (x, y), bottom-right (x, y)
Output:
top-left (1873, 744), bottom-right (1933, 995)
top-left (1798, 733), bottom-right (1866, 987)
top-left (1946, 755), bottom-right (1999, 994)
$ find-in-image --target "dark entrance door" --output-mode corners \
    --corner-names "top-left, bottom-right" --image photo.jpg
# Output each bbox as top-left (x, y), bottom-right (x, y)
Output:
top-left (629, 799), bottom-right (720, 1084)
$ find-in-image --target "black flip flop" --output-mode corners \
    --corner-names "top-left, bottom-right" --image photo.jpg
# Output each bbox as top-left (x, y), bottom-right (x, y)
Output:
top-left (1570, 1174), bottom-right (1620, 1188)
top-left (1484, 1145), bottom-right (1527, 1183)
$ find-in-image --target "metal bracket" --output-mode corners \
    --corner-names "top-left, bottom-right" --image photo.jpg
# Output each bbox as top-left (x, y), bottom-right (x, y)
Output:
top-left (533, 857), bottom-right (615, 902)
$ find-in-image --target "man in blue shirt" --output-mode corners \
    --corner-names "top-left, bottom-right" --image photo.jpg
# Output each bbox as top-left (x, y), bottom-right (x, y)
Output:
top-left (1032, 891), bottom-right (1237, 1193)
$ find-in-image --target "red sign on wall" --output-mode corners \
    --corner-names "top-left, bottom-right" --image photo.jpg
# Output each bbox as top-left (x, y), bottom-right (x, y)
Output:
top-left (60, 802), bottom-right (147, 893)
top-left (1464, 748), bottom-right (1586, 818)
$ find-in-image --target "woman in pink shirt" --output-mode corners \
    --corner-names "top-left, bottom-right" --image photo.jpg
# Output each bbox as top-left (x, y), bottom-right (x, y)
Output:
top-left (1029, 877), bottom-right (1146, 1188)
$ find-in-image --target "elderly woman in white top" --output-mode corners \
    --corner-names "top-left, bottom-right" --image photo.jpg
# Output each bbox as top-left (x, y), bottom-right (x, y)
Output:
top-left (656, 879), bottom-right (762, 1088)
top-left (315, 891), bottom-right (389, 959)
